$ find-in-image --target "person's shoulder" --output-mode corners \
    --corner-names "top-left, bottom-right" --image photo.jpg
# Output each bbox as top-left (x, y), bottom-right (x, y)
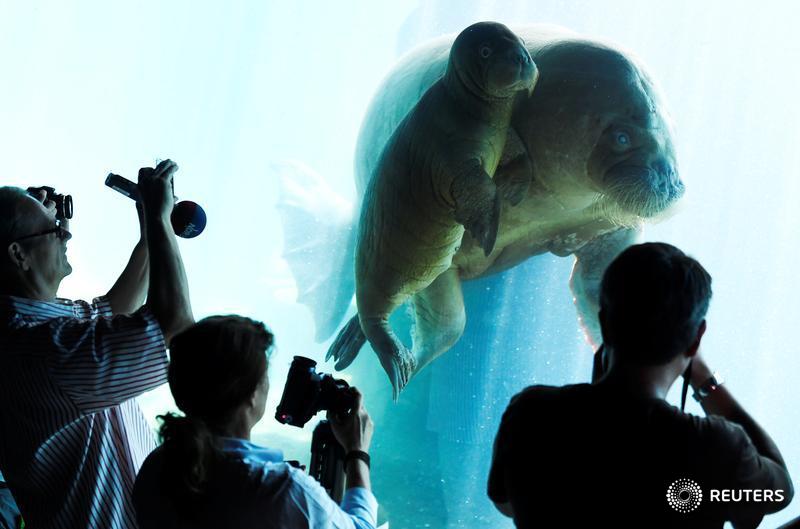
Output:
top-left (694, 413), bottom-right (751, 448)
top-left (143, 443), bottom-right (168, 463)
top-left (283, 464), bottom-right (316, 487)
top-left (135, 445), bottom-right (166, 483)
top-left (501, 383), bottom-right (594, 426)
top-left (659, 404), bottom-right (742, 437)
top-left (507, 382), bottom-right (593, 409)
top-left (656, 405), bottom-right (751, 453)
top-left (1, 296), bottom-right (78, 320)
top-left (133, 445), bottom-right (168, 506)
top-left (234, 456), bottom-right (301, 496)
top-left (246, 460), bottom-right (340, 509)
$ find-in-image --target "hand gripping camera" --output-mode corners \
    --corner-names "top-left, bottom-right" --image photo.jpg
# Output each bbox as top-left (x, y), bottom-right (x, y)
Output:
top-left (275, 356), bottom-right (356, 501)
top-left (26, 186), bottom-right (73, 221)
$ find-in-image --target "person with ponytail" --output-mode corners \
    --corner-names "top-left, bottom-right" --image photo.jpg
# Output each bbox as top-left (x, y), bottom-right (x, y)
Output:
top-left (133, 315), bottom-right (378, 529)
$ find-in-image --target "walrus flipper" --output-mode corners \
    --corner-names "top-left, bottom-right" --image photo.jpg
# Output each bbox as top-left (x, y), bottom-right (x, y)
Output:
top-left (360, 316), bottom-right (418, 401)
top-left (451, 162), bottom-right (502, 256)
top-left (410, 268), bottom-right (466, 376)
top-left (328, 315), bottom-right (367, 370)
top-left (495, 155), bottom-right (533, 206)
top-left (495, 127), bottom-right (533, 206)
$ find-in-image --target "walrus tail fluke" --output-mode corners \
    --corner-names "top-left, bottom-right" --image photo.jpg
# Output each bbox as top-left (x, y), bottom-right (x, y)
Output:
top-left (275, 161), bottom-right (357, 342)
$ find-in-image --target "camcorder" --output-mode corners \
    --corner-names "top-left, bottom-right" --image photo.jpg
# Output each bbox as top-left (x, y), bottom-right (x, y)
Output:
top-left (276, 356), bottom-right (356, 502)
top-left (27, 186), bottom-right (73, 221)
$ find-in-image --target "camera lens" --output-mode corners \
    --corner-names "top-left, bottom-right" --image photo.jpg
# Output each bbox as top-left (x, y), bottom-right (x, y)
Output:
top-left (275, 356), bottom-right (321, 427)
top-left (275, 356), bottom-right (354, 428)
top-left (26, 187), bottom-right (73, 220)
top-left (62, 195), bottom-right (73, 219)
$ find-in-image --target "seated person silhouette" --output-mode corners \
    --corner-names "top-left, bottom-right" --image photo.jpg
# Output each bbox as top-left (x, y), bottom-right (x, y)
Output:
top-left (133, 315), bottom-right (378, 529)
top-left (488, 242), bottom-right (793, 528)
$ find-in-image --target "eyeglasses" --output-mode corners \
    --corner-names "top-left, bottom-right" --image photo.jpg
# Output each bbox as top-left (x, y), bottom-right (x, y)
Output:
top-left (11, 219), bottom-right (72, 244)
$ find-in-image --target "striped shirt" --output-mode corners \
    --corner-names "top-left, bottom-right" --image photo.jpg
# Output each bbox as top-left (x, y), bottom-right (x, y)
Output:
top-left (0, 295), bottom-right (168, 529)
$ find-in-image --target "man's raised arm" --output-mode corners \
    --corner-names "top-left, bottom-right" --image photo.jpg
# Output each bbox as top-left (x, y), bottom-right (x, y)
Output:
top-left (106, 204), bottom-right (148, 315)
top-left (138, 160), bottom-right (193, 343)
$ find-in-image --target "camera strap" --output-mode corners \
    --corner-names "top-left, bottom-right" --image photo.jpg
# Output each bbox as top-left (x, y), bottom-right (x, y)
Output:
top-left (680, 360), bottom-right (692, 413)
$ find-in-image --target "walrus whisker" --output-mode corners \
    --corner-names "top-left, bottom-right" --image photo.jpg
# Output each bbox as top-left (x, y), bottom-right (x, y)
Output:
top-left (600, 164), bottom-right (683, 220)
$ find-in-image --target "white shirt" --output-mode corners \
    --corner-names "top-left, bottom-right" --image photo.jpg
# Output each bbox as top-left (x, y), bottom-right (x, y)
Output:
top-left (134, 437), bottom-right (379, 529)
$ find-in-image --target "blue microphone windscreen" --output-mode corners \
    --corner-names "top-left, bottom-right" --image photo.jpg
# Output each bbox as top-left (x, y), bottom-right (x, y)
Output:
top-left (171, 201), bottom-right (206, 238)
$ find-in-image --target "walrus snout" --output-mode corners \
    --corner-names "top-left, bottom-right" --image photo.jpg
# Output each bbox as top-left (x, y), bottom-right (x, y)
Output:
top-left (487, 44), bottom-right (538, 96)
top-left (514, 47), bottom-right (538, 91)
top-left (514, 47), bottom-right (532, 66)
top-left (657, 160), bottom-right (684, 201)
top-left (652, 159), bottom-right (678, 186)
top-left (604, 159), bottom-right (684, 218)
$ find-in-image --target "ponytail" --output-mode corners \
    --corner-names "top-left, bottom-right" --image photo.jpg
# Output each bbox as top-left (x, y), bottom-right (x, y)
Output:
top-left (158, 412), bottom-right (221, 513)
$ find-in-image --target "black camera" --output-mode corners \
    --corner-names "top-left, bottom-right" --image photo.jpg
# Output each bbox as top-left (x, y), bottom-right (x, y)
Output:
top-left (27, 186), bottom-right (73, 220)
top-left (275, 356), bottom-right (356, 428)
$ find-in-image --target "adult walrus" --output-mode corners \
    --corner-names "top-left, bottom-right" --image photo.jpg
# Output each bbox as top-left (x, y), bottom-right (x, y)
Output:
top-left (277, 24), bottom-right (682, 398)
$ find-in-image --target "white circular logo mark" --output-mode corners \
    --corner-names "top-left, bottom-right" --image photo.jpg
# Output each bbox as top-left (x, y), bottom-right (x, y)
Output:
top-left (666, 479), bottom-right (703, 513)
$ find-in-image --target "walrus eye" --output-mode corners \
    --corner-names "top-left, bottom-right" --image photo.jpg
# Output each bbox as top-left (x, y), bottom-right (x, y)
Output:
top-left (616, 132), bottom-right (631, 146)
top-left (479, 45), bottom-right (492, 59)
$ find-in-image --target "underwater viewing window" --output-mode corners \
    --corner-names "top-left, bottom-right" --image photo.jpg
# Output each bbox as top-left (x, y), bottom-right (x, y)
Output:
top-left (2, 1), bottom-right (800, 527)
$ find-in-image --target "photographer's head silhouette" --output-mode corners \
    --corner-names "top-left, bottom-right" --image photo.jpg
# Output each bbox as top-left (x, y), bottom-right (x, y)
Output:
top-left (598, 242), bottom-right (711, 373)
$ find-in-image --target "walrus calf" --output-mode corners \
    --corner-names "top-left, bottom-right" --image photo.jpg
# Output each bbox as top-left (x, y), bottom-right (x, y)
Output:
top-left (327, 22), bottom-right (537, 398)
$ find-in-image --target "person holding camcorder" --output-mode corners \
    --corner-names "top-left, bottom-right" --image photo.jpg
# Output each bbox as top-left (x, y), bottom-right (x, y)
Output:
top-left (133, 316), bottom-right (378, 529)
top-left (0, 160), bottom-right (194, 529)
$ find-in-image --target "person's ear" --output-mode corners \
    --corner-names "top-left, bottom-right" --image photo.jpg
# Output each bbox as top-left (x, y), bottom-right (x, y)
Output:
top-left (7, 242), bottom-right (31, 272)
top-left (248, 388), bottom-right (258, 410)
top-left (686, 320), bottom-right (707, 358)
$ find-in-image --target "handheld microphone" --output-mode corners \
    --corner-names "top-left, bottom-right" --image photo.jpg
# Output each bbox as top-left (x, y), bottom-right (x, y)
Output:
top-left (171, 200), bottom-right (207, 239)
top-left (105, 173), bottom-right (206, 238)
top-left (105, 174), bottom-right (141, 201)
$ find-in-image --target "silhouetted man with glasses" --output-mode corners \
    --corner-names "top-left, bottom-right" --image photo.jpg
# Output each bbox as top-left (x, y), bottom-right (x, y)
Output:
top-left (488, 242), bottom-right (793, 528)
top-left (0, 160), bottom-right (194, 529)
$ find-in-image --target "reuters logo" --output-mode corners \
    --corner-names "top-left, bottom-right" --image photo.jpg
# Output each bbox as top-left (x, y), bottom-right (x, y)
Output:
top-left (666, 479), bottom-right (703, 513)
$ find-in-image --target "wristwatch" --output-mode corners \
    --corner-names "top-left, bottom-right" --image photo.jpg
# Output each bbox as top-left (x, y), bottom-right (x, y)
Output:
top-left (693, 373), bottom-right (724, 402)
top-left (344, 450), bottom-right (371, 469)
